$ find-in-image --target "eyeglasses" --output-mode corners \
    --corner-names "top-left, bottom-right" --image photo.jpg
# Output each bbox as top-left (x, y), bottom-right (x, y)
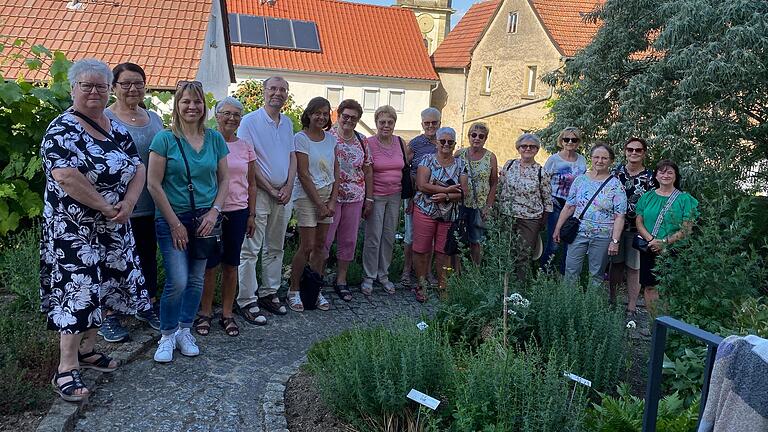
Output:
top-left (518, 144), bottom-right (539, 150)
top-left (438, 139), bottom-right (455, 146)
top-left (470, 132), bottom-right (486, 140)
top-left (423, 120), bottom-right (439, 127)
top-left (77, 82), bottom-right (109, 94)
top-left (562, 137), bottom-right (580, 143)
top-left (217, 111), bottom-right (242, 119)
top-left (626, 147), bottom-right (645, 153)
top-left (340, 113), bottom-right (359, 122)
top-left (115, 81), bottom-right (145, 90)
top-left (266, 86), bottom-right (288, 94)
top-left (177, 80), bottom-right (203, 89)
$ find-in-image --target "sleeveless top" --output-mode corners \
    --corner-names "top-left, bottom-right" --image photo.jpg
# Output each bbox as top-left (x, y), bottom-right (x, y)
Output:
top-left (458, 148), bottom-right (492, 209)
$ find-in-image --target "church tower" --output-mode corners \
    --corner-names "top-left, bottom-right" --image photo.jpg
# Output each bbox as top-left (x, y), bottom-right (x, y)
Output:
top-left (396, 0), bottom-right (454, 55)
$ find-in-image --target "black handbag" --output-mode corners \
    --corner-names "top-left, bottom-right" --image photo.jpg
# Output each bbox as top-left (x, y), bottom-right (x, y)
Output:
top-left (173, 135), bottom-right (223, 260)
top-left (559, 176), bottom-right (613, 244)
top-left (398, 137), bottom-right (414, 199)
top-left (632, 189), bottom-right (681, 253)
top-left (444, 191), bottom-right (468, 256)
top-left (299, 265), bottom-right (322, 310)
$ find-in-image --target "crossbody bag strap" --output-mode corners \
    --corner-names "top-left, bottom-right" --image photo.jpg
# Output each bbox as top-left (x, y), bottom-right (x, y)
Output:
top-left (173, 135), bottom-right (197, 213)
top-left (71, 110), bottom-right (117, 144)
top-left (397, 136), bottom-right (408, 166)
top-left (577, 175), bottom-right (613, 220)
top-left (463, 151), bottom-right (480, 208)
top-left (651, 189), bottom-right (681, 237)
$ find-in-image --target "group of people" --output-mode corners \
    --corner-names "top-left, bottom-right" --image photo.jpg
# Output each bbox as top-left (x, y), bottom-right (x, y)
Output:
top-left (39, 58), bottom-right (699, 402)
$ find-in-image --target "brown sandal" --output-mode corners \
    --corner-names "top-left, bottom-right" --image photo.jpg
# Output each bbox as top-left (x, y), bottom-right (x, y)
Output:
top-left (193, 314), bottom-right (212, 336)
top-left (219, 316), bottom-right (240, 337)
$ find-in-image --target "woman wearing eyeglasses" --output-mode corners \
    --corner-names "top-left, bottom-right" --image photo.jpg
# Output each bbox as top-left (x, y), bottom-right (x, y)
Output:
top-left (497, 133), bottom-right (552, 280)
top-left (454, 122), bottom-right (498, 264)
top-left (541, 127), bottom-right (588, 273)
top-left (147, 80), bottom-right (229, 362)
top-left (412, 127), bottom-right (468, 302)
top-left (41, 58), bottom-right (149, 401)
top-left (102, 63), bottom-right (164, 340)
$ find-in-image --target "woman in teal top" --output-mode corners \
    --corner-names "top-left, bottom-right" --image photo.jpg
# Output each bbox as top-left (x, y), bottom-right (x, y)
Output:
top-left (147, 81), bottom-right (229, 363)
top-left (635, 159), bottom-right (699, 312)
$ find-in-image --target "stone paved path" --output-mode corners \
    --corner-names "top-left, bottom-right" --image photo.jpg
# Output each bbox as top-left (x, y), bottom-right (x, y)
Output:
top-left (73, 288), bottom-right (434, 432)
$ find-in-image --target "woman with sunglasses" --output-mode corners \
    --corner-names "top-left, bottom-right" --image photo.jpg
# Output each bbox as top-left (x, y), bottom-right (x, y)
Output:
top-left (288, 97), bottom-right (339, 312)
top-left (497, 133), bottom-right (552, 280)
top-left (541, 127), bottom-right (588, 273)
top-left (454, 122), bottom-right (498, 264)
top-left (412, 127), bottom-right (468, 302)
top-left (102, 62), bottom-right (164, 340)
top-left (147, 80), bottom-right (229, 362)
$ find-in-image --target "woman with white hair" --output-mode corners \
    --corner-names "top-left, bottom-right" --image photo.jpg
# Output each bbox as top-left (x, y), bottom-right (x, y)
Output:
top-left (40, 58), bottom-right (149, 400)
top-left (412, 127), bottom-right (467, 302)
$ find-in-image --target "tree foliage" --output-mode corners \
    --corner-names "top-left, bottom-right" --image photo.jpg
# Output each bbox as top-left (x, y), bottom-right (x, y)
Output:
top-left (232, 79), bottom-right (303, 131)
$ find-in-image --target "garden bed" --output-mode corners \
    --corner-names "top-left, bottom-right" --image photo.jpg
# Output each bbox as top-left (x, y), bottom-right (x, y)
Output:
top-left (285, 368), bottom-right (353, 432)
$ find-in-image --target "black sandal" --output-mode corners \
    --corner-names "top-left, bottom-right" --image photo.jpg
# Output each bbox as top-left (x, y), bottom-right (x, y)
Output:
top-left (219, 316), bottom-right (240, 337)
top-left (52, 369), bottom-right (89, 402)
top-left (236, 303), bottom-right (268, 326)
top-left (193, 314), bottom-right (213, 336)
top-left (334, 284), bottom-right (353, 302)
top-left (78, 350), bottom-right (118, 372)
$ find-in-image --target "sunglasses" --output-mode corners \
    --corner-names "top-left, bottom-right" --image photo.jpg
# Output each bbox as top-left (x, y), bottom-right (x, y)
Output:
top-left (438, 139), bottom-right (455, 146)
top-left (423, 120), bottom-right (439, 127)
top-left (470, 132), bottom-right (486, 140)
top-left (518, 144), bottom-right (539, 150)
top-left (340, 113), bottom-right (359, 122)
top-left (177, 80), bottom-right (203, 89)
top-left (626, 147), bottom-right (645, 153)
top-left (562, 137), bottom-right (580, 143)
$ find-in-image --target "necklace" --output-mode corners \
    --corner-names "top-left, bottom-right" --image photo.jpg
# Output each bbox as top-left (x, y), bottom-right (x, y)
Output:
top-left (377, 137), bottom-right (395, 157)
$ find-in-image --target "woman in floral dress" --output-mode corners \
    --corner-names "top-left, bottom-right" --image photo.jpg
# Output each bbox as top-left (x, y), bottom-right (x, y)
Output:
top-left (40, 59), bottom-right (149, 401)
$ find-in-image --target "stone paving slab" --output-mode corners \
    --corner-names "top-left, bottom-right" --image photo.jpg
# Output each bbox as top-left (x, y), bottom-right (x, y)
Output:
top-left (71, 289), bottom-right (434, 432)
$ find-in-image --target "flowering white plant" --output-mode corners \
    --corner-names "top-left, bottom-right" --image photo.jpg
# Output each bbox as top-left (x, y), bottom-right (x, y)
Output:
top-left (506, 293), bottom-right (530, 308)
top-left (626, 320), bottom-right (637, 329)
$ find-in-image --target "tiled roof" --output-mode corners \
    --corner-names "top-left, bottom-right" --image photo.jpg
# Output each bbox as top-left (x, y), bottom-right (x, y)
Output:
top-left (431, 0), bottom-right (502, 69)
top-left (228, 0), bottom-right (438, 81)
top-left (0, 0), bottom-right (213, 88)
top-left (531, 0), bottom-right (605, 57)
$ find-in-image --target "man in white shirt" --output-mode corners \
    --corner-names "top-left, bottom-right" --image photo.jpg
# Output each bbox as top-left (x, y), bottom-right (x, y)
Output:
top-left (237, 76), bottom-right (296, 323)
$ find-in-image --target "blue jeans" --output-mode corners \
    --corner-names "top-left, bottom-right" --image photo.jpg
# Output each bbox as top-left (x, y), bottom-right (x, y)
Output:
top-left (541, 197), bottom-right (567, 273)
top-left (156, 211), bottom-right (208, 336)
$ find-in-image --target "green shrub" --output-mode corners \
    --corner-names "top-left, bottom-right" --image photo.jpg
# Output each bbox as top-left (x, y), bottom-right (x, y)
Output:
top-left (451, 340), bottom-right (586, 432)
top-left (307, 320), bottom-right (454, 431)
top-left (528, 274), bottom-right (627, 393)
top-left (662, 346), bottom-right (706, 406)
top-left (0, 226), bottom-right (41, 312)
top-left (731, 296), bottom-right (768, 338)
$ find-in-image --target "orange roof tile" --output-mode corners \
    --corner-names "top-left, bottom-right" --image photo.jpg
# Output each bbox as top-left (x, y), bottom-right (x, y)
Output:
top-left (530, 0), bottom-right (604, 57)
top-left (0, 0), bottom-right (214, 88)
top-left (227, 0), bottom-right (438, 81)
top-left (432, 0), bottom-right (502, 69)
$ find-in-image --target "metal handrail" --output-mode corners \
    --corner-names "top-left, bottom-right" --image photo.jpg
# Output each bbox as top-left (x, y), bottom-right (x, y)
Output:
top-left (642, 316), bottom-right (724, 432)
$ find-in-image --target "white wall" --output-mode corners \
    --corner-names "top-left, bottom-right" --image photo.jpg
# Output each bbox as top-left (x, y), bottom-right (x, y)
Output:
top-left (232, 67), bottom-right (436, 138)
top-left (197, 0), bottom-right (233, 101)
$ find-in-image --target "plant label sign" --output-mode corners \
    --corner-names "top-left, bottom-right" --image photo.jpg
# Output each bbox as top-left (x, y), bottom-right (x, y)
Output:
top-left (407, 389), bottom-right (440, 410)
top-left (563, 372), bottom-right (592, 387)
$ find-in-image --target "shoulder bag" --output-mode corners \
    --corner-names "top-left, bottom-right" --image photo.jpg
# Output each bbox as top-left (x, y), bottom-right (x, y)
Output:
top-left (397, 136), bottom-right (414, 199)
top-left (173, 135), bottom-right (223, 260)
top-left (632, 189), bottom-right (681, 253)
top-left (559, 176), bottom-right (613, 244)
top-left (444, 189), bottom-right (467, 256)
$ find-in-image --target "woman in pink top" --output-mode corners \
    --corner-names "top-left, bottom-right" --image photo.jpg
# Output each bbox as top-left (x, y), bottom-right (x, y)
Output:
top-left (361, 105), bottom-right (410, 295)
top-left (323, 100), bottom-right (373, 301)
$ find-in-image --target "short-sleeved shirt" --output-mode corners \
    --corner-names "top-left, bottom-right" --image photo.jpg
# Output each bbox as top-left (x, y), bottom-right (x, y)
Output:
top-left (104, 108), bottom-right (164, 217)
top-left (237, 108), bottom-right (295, 187)
top-left (636, 189), bottom-right (699, 240)
top-left (497, 160), bottom-right (553, 219)
top-left (408, 134), bottom-right (437, 178)
top-left (544, 152), bottom-right (588, 200)
top-left (149, 129), bottom-right (229, 216)
top-left (292, 130), bottom-right (336, 200)
top-left (612, 164), bottom-right (655, 232)
top-left (331, 128), bottom-right (371, 203)
top-left (222, 138), bottom-right (257, 212)
top-left (413, 154), bottom-right (466, 219)
top-left (566, 175), bottom-right (627, 238)
top-left (457, 148), bottom-right (493, 209)
top-left (367, 135), bottom-right (405, 196)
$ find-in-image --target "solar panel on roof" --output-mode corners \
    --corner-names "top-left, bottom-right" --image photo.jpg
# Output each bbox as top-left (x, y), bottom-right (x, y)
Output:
top-left (292, 20), bottom-right (320, 52)
top-left (239, 14), bottom-right (267, 46)
top-left (266, 18), bottom-right (294, 49)
top-left (228, 13), bottom-right (240, 43)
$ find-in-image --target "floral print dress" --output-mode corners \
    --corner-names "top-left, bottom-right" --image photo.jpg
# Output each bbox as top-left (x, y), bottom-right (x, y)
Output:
top-left (40, 112), bottom-right (149, 333)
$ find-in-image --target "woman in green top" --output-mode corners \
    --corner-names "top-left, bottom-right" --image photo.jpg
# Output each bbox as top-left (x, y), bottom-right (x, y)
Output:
top-left (147, 81), bottom-right (229, 363)
top-left (635, 160), bottom-right (699, 312)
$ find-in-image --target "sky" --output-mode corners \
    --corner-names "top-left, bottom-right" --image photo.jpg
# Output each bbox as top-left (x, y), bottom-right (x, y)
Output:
top-left (351, 0), bottom-right (474, 28)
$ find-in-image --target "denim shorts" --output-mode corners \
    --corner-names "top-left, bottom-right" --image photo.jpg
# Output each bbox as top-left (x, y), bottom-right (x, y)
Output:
top-left (206, 208), bottom-right (249, 268)
top-left (462, 207), bottom-right (485, 244)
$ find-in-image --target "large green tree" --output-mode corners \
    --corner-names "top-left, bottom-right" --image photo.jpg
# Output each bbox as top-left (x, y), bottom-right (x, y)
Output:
top-left (540, 0), bottom-right (768, 196)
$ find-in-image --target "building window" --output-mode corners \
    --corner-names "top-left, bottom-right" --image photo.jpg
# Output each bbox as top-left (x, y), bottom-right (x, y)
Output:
top-left (483, 66), bottom-right (492, 94)
top-left (389, 90), bottom-right (405, 112)
top-left (526, 65), bottom-right (538, 96)
top-left (363, 89), bottom-right (379, 111)
top-left (507, 12), bottom-right (518, 33)
top-left (326, 87), bottom-right (343, 108)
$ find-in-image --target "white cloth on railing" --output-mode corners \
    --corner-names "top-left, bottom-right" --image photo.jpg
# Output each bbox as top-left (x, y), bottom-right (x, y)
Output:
top-left (698, 335), bottom-right (768, 432)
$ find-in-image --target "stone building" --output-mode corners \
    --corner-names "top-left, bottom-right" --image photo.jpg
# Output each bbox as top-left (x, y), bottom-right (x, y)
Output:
top-left (431, 0), bottom-right (603, 163)
top-left (396, 0), bottom-right (455, 55)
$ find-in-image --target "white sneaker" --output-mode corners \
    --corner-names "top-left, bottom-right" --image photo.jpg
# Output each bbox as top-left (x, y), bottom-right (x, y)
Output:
top-left (154, 335), bottom-right (175, 363)
top-left (175, 328), bottom-right (200, 357)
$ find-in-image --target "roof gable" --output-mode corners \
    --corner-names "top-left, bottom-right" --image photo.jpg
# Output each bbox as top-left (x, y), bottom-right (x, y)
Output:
top-left (228, 0), bottom-right (438, 81)
top-left (431, 0), bottom-right (502, 69)
top-left (0, 0), bottom-right (214, 88)
top-left (530, 0), bottom-right (604, 57)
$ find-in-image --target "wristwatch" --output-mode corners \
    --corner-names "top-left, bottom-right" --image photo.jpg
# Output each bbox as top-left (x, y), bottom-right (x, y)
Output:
top-left (611, 238), bottom-right (619, 244)
top-left (212, 205), bottom-right (222, 213)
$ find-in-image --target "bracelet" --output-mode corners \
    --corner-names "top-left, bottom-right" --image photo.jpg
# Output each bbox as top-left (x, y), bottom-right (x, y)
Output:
top-left (365, 198), bottom-right (374, 203)
top-left (172, 222), bottom-right (183, 231)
